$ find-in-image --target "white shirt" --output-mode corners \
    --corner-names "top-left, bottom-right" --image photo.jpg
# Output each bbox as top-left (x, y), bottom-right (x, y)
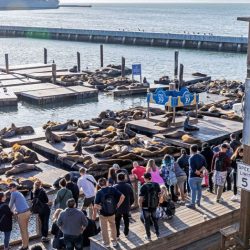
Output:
top-left (77, 174), bottom-right (96, 198)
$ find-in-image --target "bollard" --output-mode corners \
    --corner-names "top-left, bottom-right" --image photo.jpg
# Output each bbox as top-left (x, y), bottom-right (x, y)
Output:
top-left (44, 48), bottom-right (47, 64)
top-left (174, 51), bottom-right (179, 80)
top-left (52, 63), bottom-right (57, 84)
top-left (121, 57), bottom-right (125, 77)
top-left (100, 44), bottom-right (104, 68)
top-left (5, 53), bottom-right (9, 73)
top-left (77, 52), bottom-right (81, 72)
top-left (179, 64), bottom-right (184, 90)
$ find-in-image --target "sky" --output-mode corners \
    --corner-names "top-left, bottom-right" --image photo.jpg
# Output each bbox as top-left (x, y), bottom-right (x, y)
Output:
top-left (61, 0), bottom-right (250, 3)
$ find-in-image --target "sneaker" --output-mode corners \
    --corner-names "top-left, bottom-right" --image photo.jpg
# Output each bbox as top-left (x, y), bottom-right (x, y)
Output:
top-left (196, 202), bottom-right (201, 207)
top-left (145, 235), bottom-right (151, 241)
top-left (112, 241), bottom-right (118, 247)
top-left (186, 203), bottom-right (196, 209)
top-left (231, 195), bottom-right (238, 201)
top-left (41, 236), bottom-right (50, 242)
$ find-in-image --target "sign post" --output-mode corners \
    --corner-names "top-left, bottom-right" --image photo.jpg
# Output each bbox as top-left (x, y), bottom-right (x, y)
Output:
top-left (237, 163), bottom-right (250, 191)
top-left (132, 64), bottom-right (142, 83)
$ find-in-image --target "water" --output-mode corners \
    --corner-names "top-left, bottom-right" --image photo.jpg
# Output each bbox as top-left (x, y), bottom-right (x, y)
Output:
top-left (0, 3), bottom-right (249, 128)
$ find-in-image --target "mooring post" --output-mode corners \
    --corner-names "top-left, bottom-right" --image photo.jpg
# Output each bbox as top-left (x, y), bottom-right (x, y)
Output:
top-left (100, 44), bottom-right (104, 68)
top-left (5, 53), bottom-right (9, 73)
top-left (147, 89), bottom-right (150, 120)
top-left (52, 63), bottom-right (57, 84)
top-left (44, 48), bottom-right (47, 64)
top-left (121, 57), bottom-right (125, 78)
top-left (77, 52), bottom-right (81, 72)
top-left (169, 82), bottom-right (176, 122)
top-left (174, 51), bottom-right (179, 80)
top-left (179, 64), bottom-right (184, 90)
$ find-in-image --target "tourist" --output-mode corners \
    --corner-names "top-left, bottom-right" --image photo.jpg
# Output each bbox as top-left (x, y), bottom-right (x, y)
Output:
top-left (9, 183), bottom-right (31, 250)
top-left (146, 159), bottom-right (164, 185)
top-left (57, 198), bottom-right (88, 250)
top-left (54, 179), bottom-right (73, 209)
top-left (31, 180), bottom-right (51, 242)
top-left (200, 143), bottom-right (214, 193)
top-left (131, 161), bottom-right (146, 185)
top-left (77, 167), bottom-right (96, 217)
top-left (0, 192), bottom-right (12, 250)
top-left (231, 146), bottom-right (243, 201)
top-left (114, 173), bottom-right (135, 238)
top-left (65, 173), bottom-right (79, 207)
top-left (212, 144), bottom-right (231, 203)
top-left (108, 166), bottom-right (117, 186)
top-left (82, 210), bottom-right (100, 247)
top-left (51, 209), bottom-right (65, 250)
top-left (186, 145), bottom-right (207, 209)
top-left (93, 177), bottom-right (125, 248)
top-left (113, 163), bottom-right (131, 184)
top-left (177, 149), bottom-right (190, 194)
top-left (230, 133), bottom-right (241, 152)
top-left (139, 172), bottom-right (161, 240)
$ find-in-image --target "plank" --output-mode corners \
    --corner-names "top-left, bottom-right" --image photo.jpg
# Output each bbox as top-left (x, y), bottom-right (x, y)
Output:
top-left (0, 78), bottom-right (41, 87)
top-left (0, 63), bottom-right (52, 72)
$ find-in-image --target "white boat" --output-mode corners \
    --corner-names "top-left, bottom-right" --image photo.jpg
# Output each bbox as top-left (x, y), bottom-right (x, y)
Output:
top-left (0, 0), bottom-right (59, 10)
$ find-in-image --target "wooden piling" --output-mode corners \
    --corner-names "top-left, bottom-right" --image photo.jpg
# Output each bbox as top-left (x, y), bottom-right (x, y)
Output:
top-left (77, 52), bottom-right (81, 72)
top-left (44, 48), bottom-right (47, 64)
top-left (5, 53), bottom-right (9, 73)
top-left (121, 57), bottom-right (125, 77)
top-left (52, 63), bottom-right (56, 84)
top-left (179, 64), bottom-right (184, 90)
top-left (174, 51), bottom-right (179, 79)
top-left (100, 44), bottom-right (103, 68)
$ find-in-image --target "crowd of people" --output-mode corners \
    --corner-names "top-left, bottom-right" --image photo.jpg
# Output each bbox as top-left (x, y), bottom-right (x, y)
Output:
top-left (0, 133), bottom-right (243, 250)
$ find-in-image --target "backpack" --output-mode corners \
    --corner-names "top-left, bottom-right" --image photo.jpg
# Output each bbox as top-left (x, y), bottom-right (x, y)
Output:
top-left (146, 183), bottom-right (159, 209)
top-left (31, 197), bottom-right (45, 214)
top-left (215, 155), bottom-right (225, 171)
top-left (168, 170), bottom-right (177, 186)
top-left (101, 188), bottom-right (117, 216)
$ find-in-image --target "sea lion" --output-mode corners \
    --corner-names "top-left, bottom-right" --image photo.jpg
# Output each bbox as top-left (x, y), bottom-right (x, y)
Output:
top-left (184, 116), bottom-right (199, 132)
top-left (94, 149), bottom-right (118, 158)
top-left (103, 131), bottom-right (117, 139)
top-left (84, 144), bottom-right (106, 152)
top-left (98, 159), bottom-right (132, 167)
top-left (15, 126), bottom-right (34, 135)
top-left (132, 111), bottom-right (145, 120)
top-left (78, 120), bottom-right (90, 130)
top-left (124, 124), bottom-right (136, 138)
top-left (199, 105), bottom-right (209, 112)
top-left (208, 106), bottom-right (219, 113)
top-left (118, 153), bottom-right (145, 162)
top-left (23, 150), bottom-right (39, 164)
top-left (133, 148), bottom-right (152, 157)
top-left (164, 130), bottom-right (189, 139)
top-left (73, 139), bottom-right (82, 155)
top-left (94, 137), bottom-right (110, 144)
top-left (59, 154), bottom-right (92, 163)
top-left (155, 116), bottom-right (173, 128)
top-left (5, 163), bottom-right (41, 176)
top-left (45, 127), bottom-right (61, 143)
top-left (75, 131), bottom-right (88, 138)
top-left (181, 135), bottom-right (201, 144)
top-left (11, 152), bottom-right (24, 165)
top-left (61, 134), bottom-right (77, 142)
top-left (100, 119), bottom-right (118, 129)
top-left (130, 137), bottom-right (144, 147)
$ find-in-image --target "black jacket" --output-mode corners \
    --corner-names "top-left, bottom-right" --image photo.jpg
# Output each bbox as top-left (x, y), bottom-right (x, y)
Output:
top-left (114, 181), bottom-right (134, 214)
top-left (201, 147), bottom-right (214, 172)
top-left (66, 182), bottom-right (79, 203)
top-left (31, 188), bottom-right (50, 214)
top-left (0, 202), bottom-right (12, 232)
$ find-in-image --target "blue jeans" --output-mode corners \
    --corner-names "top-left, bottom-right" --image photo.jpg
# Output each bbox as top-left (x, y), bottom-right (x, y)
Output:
top-left (4, 231), bottom-right (11, 248)
top-left (64, 234), bottom-right (83, 250)
top-left (189, 177), bottom-right (202, 205)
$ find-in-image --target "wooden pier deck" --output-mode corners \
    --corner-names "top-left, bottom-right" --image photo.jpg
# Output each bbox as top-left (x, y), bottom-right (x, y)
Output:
top-left (0, 92), bottom-right (18, 106)
top-left (20, 85), bottom-right (98, 104)
top-left (0, 78), bottom-right (41, 87)
top-left (90, 190), bottom-right (240, 250)
top-left (0, 63), bottom-right (52, 72)
top-left (0, 73), bottom-right (25, 81)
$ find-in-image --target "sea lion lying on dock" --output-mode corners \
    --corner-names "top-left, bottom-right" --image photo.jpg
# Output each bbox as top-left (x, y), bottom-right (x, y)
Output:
top-left (94, 149), bottom-right (118, 158)
top-left (84, 144), bottom-right (106, 152)
top-left (5, 163), bottom-right (42, 176)
top-left (45, 127), bottom-right (61, 143)
top-left (78, 120), bottom-right (90, 130)
top-left (58, 154), bottom-right (92, 164)
top-left (0, 124), bottom-right (34, 139)
top-left (60, 133), bottom-right (77, 142)
top-left (184, 116), bottom-right (199, 132)
top-left (163, 130), bottom-right (189, 139)
top-left (181, 135), bottom-right (201, 144)
top-left (124, 124), bottom-right (136, 138)
top-left (155, 117), bottom-right (173, 128)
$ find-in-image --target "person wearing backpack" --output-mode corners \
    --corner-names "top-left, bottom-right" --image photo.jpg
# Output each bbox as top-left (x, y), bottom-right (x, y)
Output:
top-left (186, 145), bottom-right (207, 209)
top-left (0, 192), bottom-right (13, 250)
top-left (31, 180), bottom-right (50, 242)
top-left (93, 177), bottom-right (125, 248)
top-left (139, 172), bottom-right (161, 240)
top-left (212, 143), bottom-right (231, 203)
top-left (54, 179), bottom-right (73, 210)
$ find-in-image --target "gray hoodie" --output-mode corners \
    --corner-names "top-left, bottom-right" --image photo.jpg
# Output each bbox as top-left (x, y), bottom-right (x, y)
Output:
top-left (57, 208), bottom-right (88, 236)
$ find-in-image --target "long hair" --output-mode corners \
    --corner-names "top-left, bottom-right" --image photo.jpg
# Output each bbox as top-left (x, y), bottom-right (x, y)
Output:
top-left (231, 146), bottom-right (243, 161)
top-left (33, 180), bottom-right (42, 193)
top-left (146, 159), bottom-right (156, 172)
top-left (108, 167), bottom-right (116, 181)
top-left (53, 208), bottom-right (63, 222)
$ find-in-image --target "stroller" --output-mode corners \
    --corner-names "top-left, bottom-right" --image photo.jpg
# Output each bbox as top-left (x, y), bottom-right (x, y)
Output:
top-left (158, 199), bottom-right (176, 219)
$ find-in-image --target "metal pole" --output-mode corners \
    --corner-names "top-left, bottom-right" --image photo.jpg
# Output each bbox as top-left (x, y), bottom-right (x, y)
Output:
top-left (44, 48), bottom-right (47, 64)
top-left (174, 51), bottom-right (179, 80)
top-left (5, 54), bottom-right (9, 73)
top-left (121, 57), bottom-right (125, 78)
top-left (77, 52), bottom-right (81, 72)
top-left (237, 17), bottom-right (250, 250)
top-left (179, 64), bottom-right (184, 90)
top-left (100, 44), bottom-right (104, 68)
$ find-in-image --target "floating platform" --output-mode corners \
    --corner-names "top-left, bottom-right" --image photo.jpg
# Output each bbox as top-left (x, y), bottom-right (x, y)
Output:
top-left (1, 128), bottom-right (45, 147)
top-left (0, 92), bottom-right (18, 106)
top-left (20, 85), bottom-right (98, 104)
top-left (0, 63), bottom-right (52, 72)
top-left (154, 116), bottom-right (243, 149)
top-left (0, 73), bottom-right (25, 81)
top-left (11, 67), bottom-right (67, 76)
top-left (0, 78), bottom-right (41, 87)
top-left (90, 190), bottom-right (240, 250)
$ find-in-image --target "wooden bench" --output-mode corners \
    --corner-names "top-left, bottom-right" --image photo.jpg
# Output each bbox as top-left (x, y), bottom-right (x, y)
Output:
top-left (220, 223), bottom-right (239, 250)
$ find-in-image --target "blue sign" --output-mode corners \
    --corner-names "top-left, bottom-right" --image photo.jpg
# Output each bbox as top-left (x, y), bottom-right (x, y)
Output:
top-left (132, 64), bottom-right (142, 75)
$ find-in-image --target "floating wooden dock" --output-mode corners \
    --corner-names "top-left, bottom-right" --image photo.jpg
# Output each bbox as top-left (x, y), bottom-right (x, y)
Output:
top-left (90, 190), bottom-right (240, 250)
top-left (0, 92), bottom-right (18, 106)
top-left (154, 116), bottom-right (243, 149)
top-left (0, 63), bottom-right (52, 72)
top-left (0, 73), bottom-right (25, 81)
top-left (1, 128), bottom-right (45, 147)
top-left (0, 78), bottom-right (41, 87)
top-left (20, 85), bottom-right (98, 104)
